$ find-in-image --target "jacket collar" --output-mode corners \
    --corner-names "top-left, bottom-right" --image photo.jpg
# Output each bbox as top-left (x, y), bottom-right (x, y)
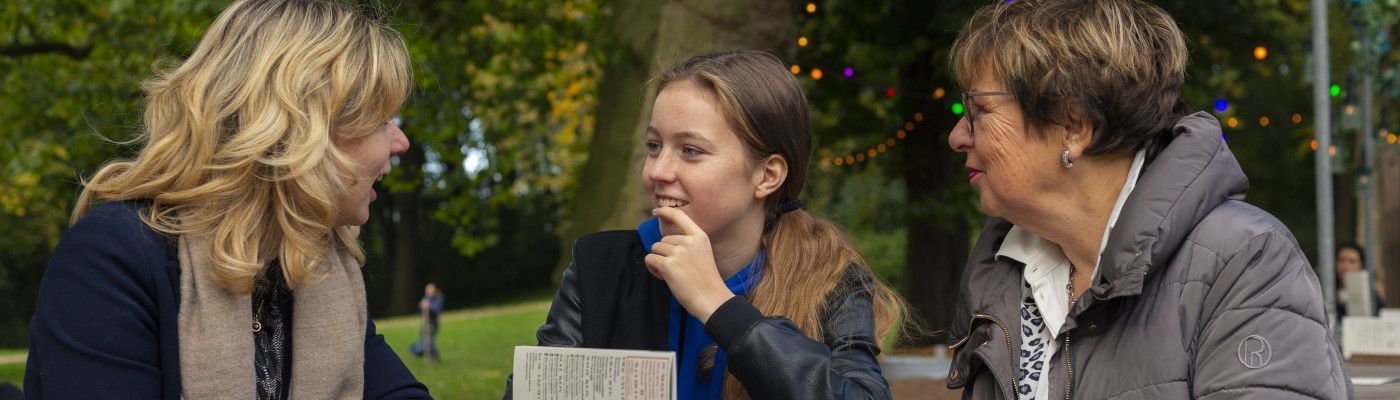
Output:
top-left (953, 112), bottom-right (1248, 335)
top-left (1089, 112), bottom-right (1247, 303)
top-left (949, 112), bottom-right (1248, 392)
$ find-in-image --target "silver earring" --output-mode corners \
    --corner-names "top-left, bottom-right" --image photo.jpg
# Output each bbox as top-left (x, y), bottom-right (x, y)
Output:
top-left (1061, 148), bottom-right (1074, 168)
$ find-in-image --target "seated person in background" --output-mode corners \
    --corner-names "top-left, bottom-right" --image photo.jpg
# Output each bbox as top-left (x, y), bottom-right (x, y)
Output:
top-left (505, 49), bottom-right (910, 400)
top-left (1337, 242), bottom-right (1385, 317)
top-left (24, 0), bottom-right (429, 398)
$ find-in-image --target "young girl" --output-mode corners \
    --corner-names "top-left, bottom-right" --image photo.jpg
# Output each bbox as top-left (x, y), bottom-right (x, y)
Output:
top-left (508, 49), bottom-right (906, 399)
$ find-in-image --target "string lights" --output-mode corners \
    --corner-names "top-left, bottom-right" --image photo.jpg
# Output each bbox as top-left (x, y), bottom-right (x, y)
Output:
top-left (794, 19), bottom-right (1391, 170)
top-left (818, 112), bottom-right (928, 168)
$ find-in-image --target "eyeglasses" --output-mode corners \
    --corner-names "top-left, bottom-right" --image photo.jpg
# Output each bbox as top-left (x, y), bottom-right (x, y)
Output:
top-left (962, 91), bottom-right (1013, 136)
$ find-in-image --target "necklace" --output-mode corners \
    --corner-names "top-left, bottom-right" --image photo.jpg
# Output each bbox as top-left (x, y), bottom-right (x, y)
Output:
top-left (251, 265), bottom-right (290, 400)
top-left (252, 269), bottom-right (279, 332)
top-left (1066, 263), bottom-right (1080, 307)
top-left (253, 280), bottom-right (268, 332)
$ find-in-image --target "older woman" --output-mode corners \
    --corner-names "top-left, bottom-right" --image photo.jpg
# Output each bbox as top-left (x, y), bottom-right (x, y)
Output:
top-left (944, 0), bottom-right (1351, 399)
top-left (25, 0), bottom-right (428, 398)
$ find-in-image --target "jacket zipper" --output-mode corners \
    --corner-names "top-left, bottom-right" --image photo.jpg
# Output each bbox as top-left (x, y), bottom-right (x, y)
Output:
top-left (950, 314), bottom-right (1019, 398)
top-left (1063, 332), bottom-right (1074, 400)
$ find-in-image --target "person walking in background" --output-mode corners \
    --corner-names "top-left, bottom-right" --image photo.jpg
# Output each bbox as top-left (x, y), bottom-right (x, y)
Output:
top-left (943, 0), bottom-right (1351, 398)
top-left (23, 0), bottom-right (429, 398)
top-left (505, 49), bottom-right (910, 400)
top-left (411, 283), bottom-right (444, 362)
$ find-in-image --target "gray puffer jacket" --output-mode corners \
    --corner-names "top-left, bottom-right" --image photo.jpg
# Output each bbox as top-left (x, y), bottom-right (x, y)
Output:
top-left (947, 112), bottom-right (1353, 399)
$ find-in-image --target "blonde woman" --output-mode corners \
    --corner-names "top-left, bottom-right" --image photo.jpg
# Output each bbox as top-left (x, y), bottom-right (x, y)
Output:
top-left (24, 0), bottom-right (429, 398)
top-left (506, 49), bottom-right (907, 400)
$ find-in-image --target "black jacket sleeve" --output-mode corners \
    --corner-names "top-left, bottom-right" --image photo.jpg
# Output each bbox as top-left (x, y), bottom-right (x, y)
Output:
top-left (503, 262), bottom-right (585, 399)
top-left (533, 262), bottom-right (586, 347)
top-left (24, 207), bottom-right (169, 398)
top-left (363, 318), bottom-right (433, 399)
top-left (706, 282), bottom-right (891, 400)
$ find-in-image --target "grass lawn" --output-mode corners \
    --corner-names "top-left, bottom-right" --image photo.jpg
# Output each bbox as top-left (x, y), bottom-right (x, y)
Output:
top-left (0, 362), bottom-right (21, 389)
top-left (377, 300), bottom-right (548, 399)
top-left (0, 300), bottom-right (551, 399)
top-left (0, 348), bottom-right (23, 388)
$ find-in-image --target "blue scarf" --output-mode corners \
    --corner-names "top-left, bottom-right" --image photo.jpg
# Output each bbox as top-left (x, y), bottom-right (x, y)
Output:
top-left (638, 217), bottom-right (763, 400)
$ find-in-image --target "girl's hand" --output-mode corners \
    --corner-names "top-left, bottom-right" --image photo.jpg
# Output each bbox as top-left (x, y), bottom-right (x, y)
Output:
top-left (644, 207), bottom-right (735, 323)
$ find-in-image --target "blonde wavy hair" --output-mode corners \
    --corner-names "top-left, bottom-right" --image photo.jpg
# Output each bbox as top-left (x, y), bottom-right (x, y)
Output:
top-left (73, 0), bottom-right (411, 294)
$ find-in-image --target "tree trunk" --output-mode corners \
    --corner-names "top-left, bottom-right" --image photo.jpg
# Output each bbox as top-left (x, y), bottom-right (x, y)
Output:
top-left (387, 138), bottom-right (426, 314)
top-left (1379, 147), bottom-right (1400, 301)
top-left (1336, 167), bottom-right (1356, 243)
top-left (901, 105), bottom-right (970, 346)
top-left (558, 0), bottom-right (798, 277)
top-left (894, 0), bottom-right (973, 346)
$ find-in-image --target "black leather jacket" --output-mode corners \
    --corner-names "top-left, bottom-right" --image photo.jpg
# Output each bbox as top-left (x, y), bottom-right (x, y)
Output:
top-left (505, 230), bottom-right (892, 399)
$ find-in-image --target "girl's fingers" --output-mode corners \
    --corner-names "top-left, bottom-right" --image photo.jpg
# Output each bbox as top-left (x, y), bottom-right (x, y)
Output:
top-left (649, 242), bottom-right (676, 256)
top-left (652, 207), bottom-right (705, 237)
top-left (660, 234), bottom-right (686, 245)
top-left (643, 253), bottom-right (666, 278)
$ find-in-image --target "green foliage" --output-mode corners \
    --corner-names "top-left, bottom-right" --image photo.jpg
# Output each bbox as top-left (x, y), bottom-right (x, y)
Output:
top-left (0, 0), bottom-right (606, 340)
top-left (0, 0), bottom-right (225, 347)
top-left (1156, 0), bottom-right (1400, 257)
top-left (1347, 0), bottom-right (1400, 99)
top-left (809, 165), bottom-right (908, 289)
top-left (394, 0), bottom-right (602, 257)
top-left (0, 361), bottom-right (21, 388)
top-left (355, 0), bottom-right (604, 315)
top-left (795, 0), bottom-right (980, 237)
top-left (855, 228), bottom-right (906, 291)
top-left (1151, 0), bottom-right (1325, 253)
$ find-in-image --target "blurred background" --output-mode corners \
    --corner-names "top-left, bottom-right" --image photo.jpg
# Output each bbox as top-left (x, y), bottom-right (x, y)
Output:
top-left (3, 0), bottom-right (1399, 398)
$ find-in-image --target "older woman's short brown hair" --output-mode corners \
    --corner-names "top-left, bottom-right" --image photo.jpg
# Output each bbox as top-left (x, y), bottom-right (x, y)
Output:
top-left (951, 0), bottom-right (1190, 157)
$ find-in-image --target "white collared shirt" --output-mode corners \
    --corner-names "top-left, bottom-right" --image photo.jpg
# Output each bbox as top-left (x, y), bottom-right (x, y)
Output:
top-left (996, 149), bottom-right (1146, 400)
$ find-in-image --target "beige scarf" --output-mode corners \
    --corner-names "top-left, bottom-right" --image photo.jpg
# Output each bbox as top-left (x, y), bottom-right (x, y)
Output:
top-left (177, 234), bottom-right (367, 399)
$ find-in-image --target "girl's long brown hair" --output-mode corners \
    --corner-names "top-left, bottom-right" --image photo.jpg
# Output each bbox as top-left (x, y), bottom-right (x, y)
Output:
top-left (655, 49), bottom-right (909, 400)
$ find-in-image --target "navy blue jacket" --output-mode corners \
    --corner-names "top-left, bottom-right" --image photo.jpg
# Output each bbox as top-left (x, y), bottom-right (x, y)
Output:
top-left (24, 201), bottom-right (430, 399)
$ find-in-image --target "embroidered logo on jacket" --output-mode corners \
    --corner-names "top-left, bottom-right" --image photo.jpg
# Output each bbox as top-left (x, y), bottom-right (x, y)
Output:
top-left (1236, 335), bottom-right (1272, 369)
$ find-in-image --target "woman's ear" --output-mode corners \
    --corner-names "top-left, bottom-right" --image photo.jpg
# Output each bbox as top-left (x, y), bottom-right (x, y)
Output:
top-left (1060, 112), bottom-right (1094, 160)
top-left (753, 154), bottom-right (788, 199)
